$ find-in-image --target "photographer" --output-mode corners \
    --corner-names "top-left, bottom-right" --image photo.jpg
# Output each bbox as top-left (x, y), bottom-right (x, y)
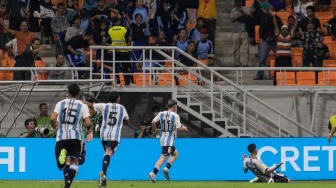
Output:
top-left (19, 119), bottom-right (45, 138)
top-left (134, 120), bottom-right (155, 138)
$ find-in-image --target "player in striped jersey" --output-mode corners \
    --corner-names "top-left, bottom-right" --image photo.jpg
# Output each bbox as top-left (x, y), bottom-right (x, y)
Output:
top-left (50, 83), bottom-right (92, 188)
top-left (148, 99), bottom-right (188, 183)
top-left (84, 91), bottom-right (129, 187)
top-left (243, 143), bottom-right (290, 183)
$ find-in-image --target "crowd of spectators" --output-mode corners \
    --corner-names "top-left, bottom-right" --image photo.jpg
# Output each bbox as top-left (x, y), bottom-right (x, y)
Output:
top-left (232, 0), bottom-right (336, 84)
top-left (0, 0), bottom-right (218, 86)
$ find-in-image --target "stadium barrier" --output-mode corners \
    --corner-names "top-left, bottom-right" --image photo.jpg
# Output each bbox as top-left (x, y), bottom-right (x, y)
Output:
top-left (0, 138), bottom-right (335, 181)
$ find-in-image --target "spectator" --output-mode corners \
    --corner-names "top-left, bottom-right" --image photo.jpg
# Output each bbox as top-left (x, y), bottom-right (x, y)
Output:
top-left (188, 17), bottom-right (205, 43)
top-left (196, 28), bottom-right (213, 59)
top-left (147, 105), bottom-right (161, 137)
top-left (64, 31), bottom-right (93, 79)
top-left (19, 119), bottom-right (41, 138)
top-left (230, 0), bottom-right (250, 67)
top-left (108, 16), bottom-right (135, 86)
top-left (152, 29), bottom-right (172, 68)
top-left (34, 103), bottom-right (55, 138)
top-left (291, 29), bottom-right (303, 47)
top-left (83, 0), bottom-right (99, 23)
top-left (173, 28), bottom-right (188, 59)
top-left (5, 0), bottom-right (30, 30)
top-left (287, 16), bottom-right (297, 31)
top-left (201, 53), bottom-right (221, 84)
top-left (47, 54), bottom-right (72, 80)
top-left (178, 41), bottom-right (197, 67)
top-left (65, 15), bottom-right (84, 42)
top-left (302, 21), bottom-right (323, 67)
top-left (93, 20), bottom-right (112, 80)
top-left (160, 0), bottom-right (174, 43)
top-left (90, 0), bottom-right (112, 30)
top-left (198, 0), bottom-right (217, 49)
top-left (33, 0), bottom-right (55, 45)
top-left (272, 10), bottom-right (298, 85)
top-left (292, 0), bottom-right (316, 20)
top-left (146, 0), bottom-right (160, 36)
top-left (0, 19), bottom-right (35, 57)
top-left (133, 0), bottom-right (150, 45)
top-left (134, 120), bottom-right (155, 138)
top-left (324, 9), bottom-right (336, 36)
top-left (249, 0), bottom-right (270, 45)
top-left (254, 5), bottom-right (283, 80)
top-left (126, 5), bottom-right (151, 63)
top-left (317, 38), bottom-right (330, 65)
top-left (80, 9), bottom-right (90, 32)
top-left (171, 1), bottom-right (188, 36)
top-left (66, 0), bottom-right (79, 23)
top-left (299, 6), bottom-right (321, 33)
top-left (51, 2), bottom-right (75, 54)
top-left (13, 38), bottom-right (47, 80)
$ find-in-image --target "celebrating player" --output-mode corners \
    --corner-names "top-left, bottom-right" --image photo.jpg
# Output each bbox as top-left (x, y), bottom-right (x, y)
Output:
top-left (50, 83), bottom-right (92, 188)
top-left (242, 143), bottom-right (290, 183)
top-left (148, 99), bottom-right (188, 183)
top-left (84, 91), bottom-right (129, 187)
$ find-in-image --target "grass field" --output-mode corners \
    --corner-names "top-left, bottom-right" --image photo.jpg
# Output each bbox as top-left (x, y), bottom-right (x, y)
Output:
top-left (0, 181), bottom-right (335, 188)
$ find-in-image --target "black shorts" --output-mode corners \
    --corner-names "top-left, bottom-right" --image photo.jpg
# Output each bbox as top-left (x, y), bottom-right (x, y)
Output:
top-left (55, 139), bottom-right (82, 169)
top-left (101, 141), bottom-right (119, 154)
top-left (161, 146), bottom-right (176, 156)
top-left (78, 141), bottom-right (86, 166)
top-left (273, 172), bottom-right (290, 183)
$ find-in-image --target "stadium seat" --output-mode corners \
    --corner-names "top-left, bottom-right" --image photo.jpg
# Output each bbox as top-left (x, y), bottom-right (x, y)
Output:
top-left (275, 11), bottom-right (289, 25)
top-left (324, 36), bottom-right (332, 42)
top-left (324, 41), bottom-right (336, 59)
top-left (186, 24), bottom-right (196, 32)
top-left (318, 71), bottom-right (336, 85)
top-left (323, 59), bottom-right (336, 67)
top-left (296, 72), bottom-right (316, 86)
top-left (291, 48), bottom-right (303, 67)
top-left (276, 72), bottom-right (295, 86)
top-left (133, 73), bottom-right (153, 86)
top-left (157, 73), bottom-right (176, 86)
top-left (2, 59), bottom-right (15, 80)
top-left (255, 25), bottom-right (261, 44)
top-left (0, 72), bottom-right (5, 80)
top-left (198, 59), bottom-right (209, 66)
top-left (178, 73), bottom-right (198, 86)
top-left (35, 60), bottom-right (48, 80)
top-left (53, 0), bottom-right (67, 5)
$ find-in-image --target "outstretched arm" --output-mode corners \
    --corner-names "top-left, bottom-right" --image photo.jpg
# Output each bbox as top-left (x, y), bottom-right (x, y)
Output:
top-left (265, 162), bottom-right (283, 174)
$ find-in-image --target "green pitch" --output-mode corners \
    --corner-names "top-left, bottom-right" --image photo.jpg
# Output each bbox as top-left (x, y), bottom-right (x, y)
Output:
top-left (0, 181), bottom-right (335, 188)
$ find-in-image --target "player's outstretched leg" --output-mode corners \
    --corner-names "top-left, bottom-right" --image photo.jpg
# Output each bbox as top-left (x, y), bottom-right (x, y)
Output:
top-left (149, 171), bottom-right (156, 183)
top-left (163, 166), bottom-right (170, 181)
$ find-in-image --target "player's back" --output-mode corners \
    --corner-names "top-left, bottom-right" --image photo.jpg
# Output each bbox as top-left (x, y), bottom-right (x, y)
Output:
top-left (55, 98), bottom-right (90, 142)
top-left (243, 157), bottom-right (271, 182)
top-left (94, 103), bottom-right (129, 142)
top-left (157, 110), bottom-right (181, 146)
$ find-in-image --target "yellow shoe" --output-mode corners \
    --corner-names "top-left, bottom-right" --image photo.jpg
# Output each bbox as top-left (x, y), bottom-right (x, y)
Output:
top-left (58, 149), bottom-right (66, 165)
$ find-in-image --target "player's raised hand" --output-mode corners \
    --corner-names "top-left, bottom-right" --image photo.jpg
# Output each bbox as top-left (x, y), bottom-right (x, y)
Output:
top-left (328, 133), bottom-right (333, 143)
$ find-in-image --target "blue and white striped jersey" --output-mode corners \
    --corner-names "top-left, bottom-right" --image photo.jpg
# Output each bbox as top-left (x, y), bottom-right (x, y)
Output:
top-left (153, 110), bottom-right (182, 147)
top-left (54, 98), bottom-right (90, 142)
top-left (93, 103), bottom-right (129, 142)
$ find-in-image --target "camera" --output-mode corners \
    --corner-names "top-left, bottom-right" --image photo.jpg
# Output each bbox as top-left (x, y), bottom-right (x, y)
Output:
top-left (35, 127), bottom-right (49, 135)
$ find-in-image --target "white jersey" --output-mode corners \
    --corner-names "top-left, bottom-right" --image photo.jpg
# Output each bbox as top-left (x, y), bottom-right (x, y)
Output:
top-left (94, 103), bottom-right (129, 142)
top-left (153, 110), bottom-right (182, 147)
top-left (243, 157), bottom-right (271, 182)
top-left (54, 98), bottom-right (90, 142)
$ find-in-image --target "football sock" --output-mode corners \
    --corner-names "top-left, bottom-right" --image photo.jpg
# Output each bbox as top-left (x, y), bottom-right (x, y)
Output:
top-left (63, 164), bottom-right (70, 185)
top-left (102, 154), bottom-right (111, 176)
top-left (166, 162), bottom-right (172, 169)
top-left (153, 167), bottom-right (159, 175)
top-left (65, 164), bottom-right (78, 188)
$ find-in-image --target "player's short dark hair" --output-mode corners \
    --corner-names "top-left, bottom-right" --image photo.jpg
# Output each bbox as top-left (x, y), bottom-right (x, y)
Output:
top-left (109, 91), bottom-right (120, 103)
top-left (67, 83), bottom-right (80, 97)
top-left (86, 96), bottom-right (98, 103)
top-left (167, 99), bottom-right (177, 108)
top-left (24, 119), bottom-right (34, 127)
top-left (247, 143), bottom-right (257, 153)
top-left (39, 103), bottom-right (47, 109)
top-left (306, 5), bottom-right (314, 12)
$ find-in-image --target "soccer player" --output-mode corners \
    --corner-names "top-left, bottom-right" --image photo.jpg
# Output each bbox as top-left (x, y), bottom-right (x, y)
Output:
top-left (50, 83), bottom-right (92, 188)
top-left (148, 99), bottom-right (188, 183)
top-left (243, 143), bottom-right (290, 183)
top-left (84, 91), bottom-right (129, 187)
